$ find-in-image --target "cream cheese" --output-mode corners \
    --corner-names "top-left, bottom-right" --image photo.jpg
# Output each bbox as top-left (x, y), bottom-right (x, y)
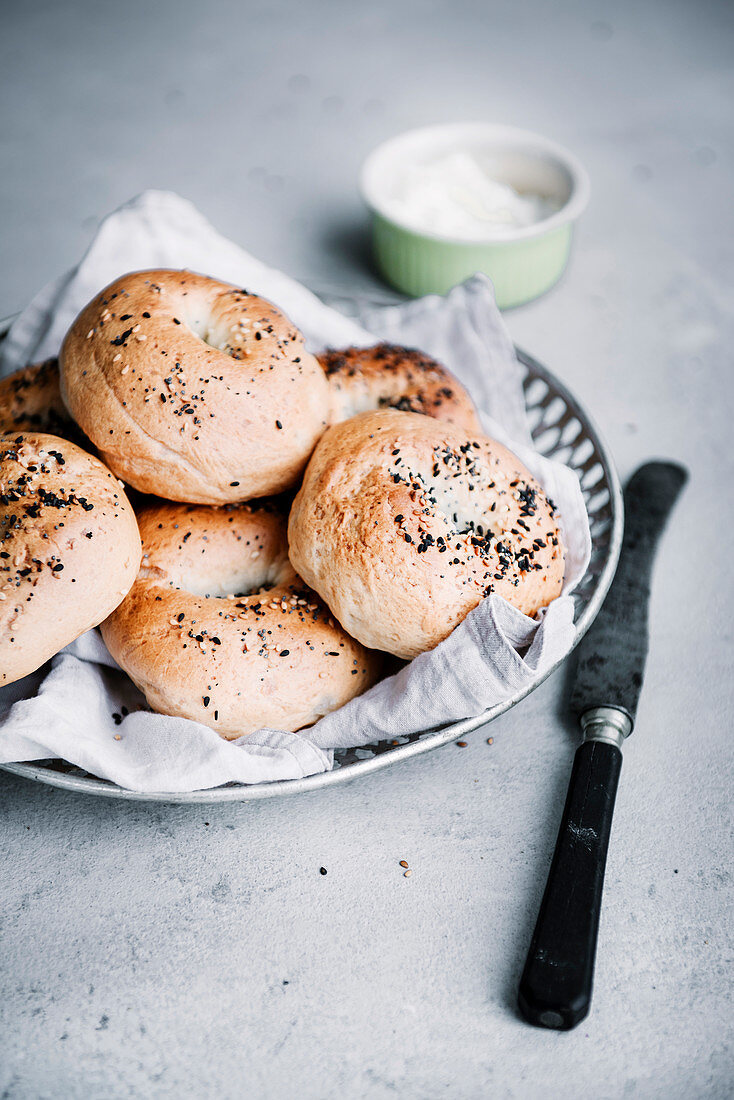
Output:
top-left (385, 150), bottom-right (558, 240)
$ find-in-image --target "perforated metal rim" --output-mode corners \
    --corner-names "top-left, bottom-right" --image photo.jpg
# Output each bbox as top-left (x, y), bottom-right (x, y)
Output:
top-left (0, 338), bottom-right (622, 801)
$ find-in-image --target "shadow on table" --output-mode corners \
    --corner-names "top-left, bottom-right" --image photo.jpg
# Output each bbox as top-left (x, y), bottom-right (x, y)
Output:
top-left (311, 216), bottom-right (400, 308)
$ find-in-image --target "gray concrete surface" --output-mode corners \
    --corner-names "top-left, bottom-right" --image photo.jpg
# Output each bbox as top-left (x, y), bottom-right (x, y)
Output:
top-left (1, 0), bottom-right (732, 1097)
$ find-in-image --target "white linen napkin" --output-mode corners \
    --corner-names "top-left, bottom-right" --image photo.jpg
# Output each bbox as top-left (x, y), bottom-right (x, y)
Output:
top-left (0, 191), bottom-right (590, 792)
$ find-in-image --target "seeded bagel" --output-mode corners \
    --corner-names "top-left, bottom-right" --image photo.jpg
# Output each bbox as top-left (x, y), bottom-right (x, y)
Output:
top-left (0, 359), bottom-right (75, 437)
top-left (288, 409), bottom-right (565, 658)
top-left (1, 432), bottom-right (141, 686)
top-left (101, 501), bottom-right (381, 737)
top-left (320, 343), bottom-right (481, 433)
top-left (60, 269), bottom-right (331, 503)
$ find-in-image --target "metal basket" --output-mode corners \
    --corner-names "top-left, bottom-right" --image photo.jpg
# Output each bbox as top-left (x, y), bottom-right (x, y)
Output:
top-left (0, 333), bottom-right (622, 802)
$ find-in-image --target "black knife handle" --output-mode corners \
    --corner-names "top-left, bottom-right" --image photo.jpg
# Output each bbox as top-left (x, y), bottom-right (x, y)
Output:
top-left (518, 738), bottom-right (622, 1030)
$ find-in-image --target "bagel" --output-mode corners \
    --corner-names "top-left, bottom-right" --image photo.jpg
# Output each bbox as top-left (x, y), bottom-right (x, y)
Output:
top-left (101, 501), bottom-right (381, 738)
top-left (60, 270), bottom-right (331, 503)
top-left (0, 359), bottom-right (75, 437)
top-left (320, 343), bottom-right (481, 433)
top-left (1, 432), bottom-right (141, 686)
top-left (288, 409), bottom-right (565, 658)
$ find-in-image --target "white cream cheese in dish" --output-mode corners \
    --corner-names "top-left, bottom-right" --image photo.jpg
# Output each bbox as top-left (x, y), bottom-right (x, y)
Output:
top-left (385, 151), bottom-right (559, 240)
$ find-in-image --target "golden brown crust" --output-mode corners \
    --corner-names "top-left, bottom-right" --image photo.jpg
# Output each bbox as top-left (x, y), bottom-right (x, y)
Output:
top-left (319, 343), bottom-right (482, 433)
top-left (60, 270), bottom-right (331, 503)
top-left (288, 409), bottom-right (565, 659)
top-left (0, 432), bottom-right (141, 686)
top-left (101, 501), bottom-right (382, 738)
top-left (0, 359), bottom-right (76, 438)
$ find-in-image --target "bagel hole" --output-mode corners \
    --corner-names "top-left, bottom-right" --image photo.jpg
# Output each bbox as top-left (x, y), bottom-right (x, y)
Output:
top-left (178, 307), bottom-right (249, 360)
top-left (167, 555), bottom-right (292, 600)
top-left (174, 306), bottom-right (210, 343)
top-left (173, 306), bottom-right (230, 356)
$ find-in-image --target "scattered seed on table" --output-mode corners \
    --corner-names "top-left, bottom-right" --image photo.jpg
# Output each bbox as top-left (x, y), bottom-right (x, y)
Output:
top-left (456, 741), bottom-right (467, 748)
top-left (403, 869), bottom-right (412, 878)
top-left (487, 737), bottom-right (494, 745)
top-left (399, 860), bottom-right (409, 869)
top-left (319, 867), bottom-right (327, 876)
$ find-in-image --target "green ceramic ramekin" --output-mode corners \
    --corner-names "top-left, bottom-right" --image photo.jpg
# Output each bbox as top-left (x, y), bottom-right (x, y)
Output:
top-left (360, 123), bottom-right (591, 309)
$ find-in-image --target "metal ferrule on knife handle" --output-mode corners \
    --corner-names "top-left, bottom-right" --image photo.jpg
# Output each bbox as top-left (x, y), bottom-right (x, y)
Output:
top-left (580, 706), bottom-right (632, 749)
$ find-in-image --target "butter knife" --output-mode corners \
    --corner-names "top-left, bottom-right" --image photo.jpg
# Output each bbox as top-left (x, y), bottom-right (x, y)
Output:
top-left (518, 460), bottom-right (688, 1030)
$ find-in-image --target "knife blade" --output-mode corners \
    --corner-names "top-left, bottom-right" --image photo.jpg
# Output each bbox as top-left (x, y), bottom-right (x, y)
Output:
top-left (570, 460), bottom-right (688, 725)
top-left (518, 460), bottom-right (688, 1031)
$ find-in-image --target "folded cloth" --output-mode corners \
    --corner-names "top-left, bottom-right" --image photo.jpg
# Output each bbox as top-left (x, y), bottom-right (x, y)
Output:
top-left (0, 191), bottom-right (590, 792)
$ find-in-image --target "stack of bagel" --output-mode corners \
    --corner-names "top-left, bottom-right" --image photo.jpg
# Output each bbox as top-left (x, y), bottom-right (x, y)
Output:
top-left (0, 270), bottom-right (565, 739)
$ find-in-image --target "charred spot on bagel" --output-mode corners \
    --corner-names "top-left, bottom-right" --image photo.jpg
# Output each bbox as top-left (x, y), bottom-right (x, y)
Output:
top-left (382, 394), bottom-right (425, 415)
